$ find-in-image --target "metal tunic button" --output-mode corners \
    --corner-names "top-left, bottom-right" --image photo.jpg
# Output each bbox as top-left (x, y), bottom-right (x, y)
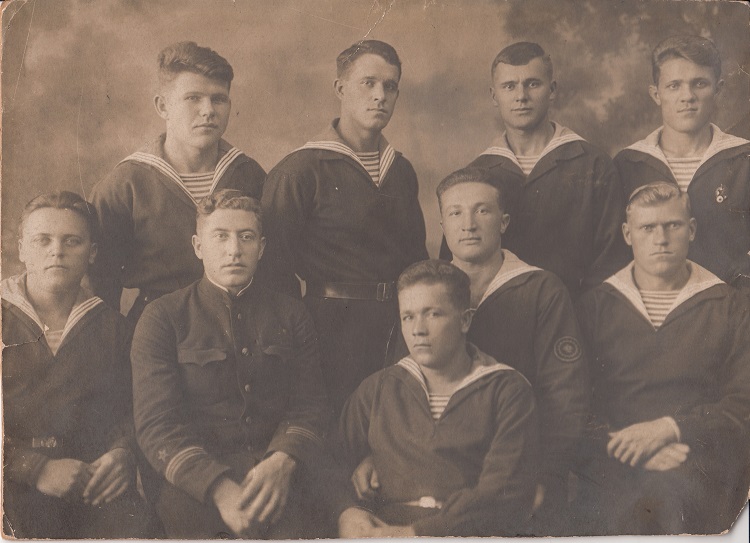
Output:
top-left (245, 416), bottom-right (252, 424)
top-left (244, 384), bottom-right (251, 392)
top-left (241, 347), bottom-right (249, 356)
top-left (237, 313), bottom-right (242, 320)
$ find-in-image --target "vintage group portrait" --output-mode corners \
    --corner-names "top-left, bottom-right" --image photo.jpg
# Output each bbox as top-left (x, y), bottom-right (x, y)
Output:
top-left (1, 0), bottom-right (749, 539)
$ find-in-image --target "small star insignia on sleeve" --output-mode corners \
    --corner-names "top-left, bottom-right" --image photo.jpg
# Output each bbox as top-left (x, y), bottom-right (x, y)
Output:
top-left (158, 448), bottom-right (169, 463)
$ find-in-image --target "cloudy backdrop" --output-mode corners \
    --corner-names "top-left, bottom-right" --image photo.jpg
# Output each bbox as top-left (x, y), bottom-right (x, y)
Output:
top-left (2, 0), bottom-right (748, 276)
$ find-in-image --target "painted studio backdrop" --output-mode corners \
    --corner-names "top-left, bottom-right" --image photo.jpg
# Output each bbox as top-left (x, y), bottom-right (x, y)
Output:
top-left (2, 0), bottom-right (749, 277)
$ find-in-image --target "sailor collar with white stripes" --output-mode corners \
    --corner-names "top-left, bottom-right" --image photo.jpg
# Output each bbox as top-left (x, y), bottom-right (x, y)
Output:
top-left (480, 122), bottom-right (586, 173)
top-left (1, 273), bottom-right (104, 350)
top-left (120, 135), bottom-right (244, 204)
top-left (462, 249), bottom-right (542, 310)
top-left (297, 120), bottom-right (398, 186)
top-left (624, 124), bottom-right (749, 173)
top-left (604, 260), bottom-right (723, 328)
top-left (396, 344), bottom-right (519, 402)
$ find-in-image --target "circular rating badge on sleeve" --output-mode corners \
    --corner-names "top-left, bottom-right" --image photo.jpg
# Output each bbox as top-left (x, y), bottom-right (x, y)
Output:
top-left (554, 336), bottom-right (582, 362)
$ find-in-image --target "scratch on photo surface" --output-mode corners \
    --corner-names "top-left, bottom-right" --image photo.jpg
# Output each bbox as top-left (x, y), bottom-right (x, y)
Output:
top-left (287, 6), bottom-right (364, 31)
top-left (360, 0), bottom-right (396, 41)
top-left (76, 87), bottom-right (90, 207)
top-left (9, 0), bottom-right (36, 107)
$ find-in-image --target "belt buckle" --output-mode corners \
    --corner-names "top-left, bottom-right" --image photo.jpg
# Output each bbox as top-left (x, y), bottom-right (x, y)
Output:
top-left (376, 282), bottom-right (393, 302)
top-left (418, 496), bottom-right (440, 509)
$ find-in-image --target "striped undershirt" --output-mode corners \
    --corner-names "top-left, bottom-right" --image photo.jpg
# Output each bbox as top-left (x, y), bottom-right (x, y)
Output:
top-left (180, 171), bottom-right (215, 200)
top-left (45, 329), bottom-right (63, 355)
top-left (666, 157), bottom-right (701, 193)
top-left (428, 393), bottom-right (451, 420)
top-left (516, 155), bottom-right (540, 176)
top-left (639, 289), bottom-right (681, 328)
top-left (356, 151), bottom-right (381, 186)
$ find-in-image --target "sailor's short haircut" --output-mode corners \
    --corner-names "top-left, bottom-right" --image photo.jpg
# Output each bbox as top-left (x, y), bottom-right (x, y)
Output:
top-left (435, 166), bottom-right (519, 218)
top-left (19, 191), bottom-right (98, 242)
top-left (397, 259), bottom-right (471, 311)
top-left (158, 41), bottom-right (234, 89)
top-left (651, 35), bottom-right (721, 84)
top-left (436, 167), bottom-right (509, 212)
top-left (336, 40), bottom-right (402, 80)
top-left (626, 181), bottom-right (692, 220)
top-left (196, 189), bottom-right (262, 233)
top-left (491, 41), bottom-right (553, 80)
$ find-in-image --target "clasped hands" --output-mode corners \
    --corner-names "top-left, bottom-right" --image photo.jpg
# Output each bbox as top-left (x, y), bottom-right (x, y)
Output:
top-left (211, 451), bottom-right (297, 538)
top-left (338, 456), bottom-right (416, 538)
top-left (607, 416), bottom-right (690, 471)
top-left (35, 447), bottom-right (135, 506)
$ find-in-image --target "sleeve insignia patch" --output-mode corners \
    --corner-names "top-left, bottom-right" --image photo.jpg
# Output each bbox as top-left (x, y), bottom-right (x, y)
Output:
top-left (554, 336), bottom-right (582, 362)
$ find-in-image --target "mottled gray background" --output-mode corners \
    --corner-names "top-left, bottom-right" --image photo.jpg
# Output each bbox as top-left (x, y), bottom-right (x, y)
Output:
top-left (2, 0), bottom-right (749, 277)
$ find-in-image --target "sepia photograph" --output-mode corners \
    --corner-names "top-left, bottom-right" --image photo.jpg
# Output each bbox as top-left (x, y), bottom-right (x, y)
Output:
top-left (2, 0), bottom-right (749, 539)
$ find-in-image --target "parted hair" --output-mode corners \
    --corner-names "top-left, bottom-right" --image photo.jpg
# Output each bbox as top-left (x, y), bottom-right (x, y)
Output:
top-left (196, 189), bottom-right (263, 232)
top-left (336, 40), bottom-right (402, 79)
top-left (491, 41), bottom-right (553, 80)
top-left (626, 181), bottom-right (692, 219)
top-left (158, 41), bottom-right (234, 88)
top-left (652, 35), bottom-right (721, 84)
top-left (436, 167), bottom-right (509, 212)
top-left (19, 191), bottom-right (98, 242)
top-left (397, 259), bottom-right (471, 311)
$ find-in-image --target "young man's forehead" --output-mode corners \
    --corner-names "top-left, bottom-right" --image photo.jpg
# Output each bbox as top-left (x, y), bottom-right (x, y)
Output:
top-left (493, 58), bottom-right (550, 80)
top-left (199, 209), bottom-right (261, 229)
top-left (345, 54), bottom-right (400, 78)
top-left (162, 71), bottom-right (231, 93)
top-left (628, 201), bottom-right (691, 222)
top-left (657, 57), bottom-right (718, 81)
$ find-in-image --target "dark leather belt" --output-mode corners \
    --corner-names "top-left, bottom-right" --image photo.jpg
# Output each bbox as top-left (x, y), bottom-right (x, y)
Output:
top-left (306, 281), bottom-right (396, 302)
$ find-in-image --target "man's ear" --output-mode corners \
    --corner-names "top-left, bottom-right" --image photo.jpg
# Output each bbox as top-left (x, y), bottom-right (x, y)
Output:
top-left (461, 308), bottom-right (475, 334)
top-left (499, 212), bottom-right (511, 235)
top-left (258, 237), bottom-right (267, 261)
top-left (649, 84), bottom-right (661, 107)
top-left (490, 86), bottom-right (499, 107)
top-left (192, 234), bottom-right (202, 260)
top-left (334, 78), bottom-right (345, 101)
top-left (154, 94), bottom-right (169, 120)
top-left (548, 80), bottom-right (557, 102)
top-left (715, 78), bottom-right (725, 96)
top-left (622, 222), bottom-right (633, 247)
top-left (17, 238), bottom-right (26, 265)
top-left (88, 243), bottom-right (98, 266)
top-left (688, 217), bottom-right (697, 242)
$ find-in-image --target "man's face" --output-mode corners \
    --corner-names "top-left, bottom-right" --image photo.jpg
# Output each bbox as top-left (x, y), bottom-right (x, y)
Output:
top-left (156, 72), bottom-right (231, 153)
top-left (192, 209), bottom-right (265, 294)
top-left (649, 58), bottom-right (722, 136)
top-left (623, 198), bottom-right (696, 284)
top-left (335, 54), bottom-right (400, 135)
top-left (19, 208), bottom-right (97, 292)
top-left (441, 182), bottom-right (509, 265)
top-left (491, 57), bottom-right (556, 132)
top-left (399, 282), bottom-right (472, 371)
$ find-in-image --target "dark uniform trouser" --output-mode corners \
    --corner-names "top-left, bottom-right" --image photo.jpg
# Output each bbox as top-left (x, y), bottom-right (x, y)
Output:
top-left (576, 449), bottom-right (750, 535)
top-left (154, 451), bottom-right (330, 539)
top-left (2, 480), bottom-right (156, 539)
top-left (304, 296), bottom-right (398, 415)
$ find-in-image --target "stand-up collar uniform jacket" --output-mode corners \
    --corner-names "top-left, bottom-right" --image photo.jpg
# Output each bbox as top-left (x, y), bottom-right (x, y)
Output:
top-left (131, 277), bottom-right (330, 504)
top-left (2, 275), bottom-right (135, 487)
top-left (614, 125), bottom-right (750, 288)
top-left (90, 135), bottom-right (266, 311)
